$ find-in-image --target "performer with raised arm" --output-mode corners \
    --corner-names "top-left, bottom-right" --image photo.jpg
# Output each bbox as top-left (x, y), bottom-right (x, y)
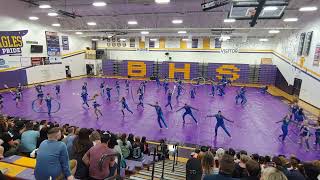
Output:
top-left (207, 110), bottom-right (234, 138)
top-left (176, 103), bottom-right (199, 124)
top-left (148, 102), bottom-right (168, 129)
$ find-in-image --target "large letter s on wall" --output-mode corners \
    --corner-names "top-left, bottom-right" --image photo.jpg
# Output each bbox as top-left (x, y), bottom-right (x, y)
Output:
top-left (216, 65), bottom-right (240, 81)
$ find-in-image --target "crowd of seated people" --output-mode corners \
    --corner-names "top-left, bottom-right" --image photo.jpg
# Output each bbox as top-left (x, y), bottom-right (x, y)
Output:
top-left (0, 115), bottom-right (152, 180)
top-left (187, 146), bottom-right (320, 180)
top-left (0, 114), bottom-right (319, 180)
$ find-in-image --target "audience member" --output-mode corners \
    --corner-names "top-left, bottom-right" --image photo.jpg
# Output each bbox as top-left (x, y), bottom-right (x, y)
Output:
top-left (83, 133), bottom-right (117, 180)
top-left (70, 128), bottom-right (93, 179)
top-left (35, 127), bottom-right (76, 180)
top-left (261, 167), bottom-right (288, 180)
top-left (19, 122), bottom-right (39, 156)
top-left (203, 154), bottom-right (237, 180)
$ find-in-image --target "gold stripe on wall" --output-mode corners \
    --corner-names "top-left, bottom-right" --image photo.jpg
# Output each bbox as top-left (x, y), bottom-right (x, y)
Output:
top-left (180, 38), bottom-right (187, 49)
top-left (203, 37), bottom-right (210, 49)
top-left (139, 39), bottom-right (145, 49)
top-left (159, 37), bottom-right (165, 49)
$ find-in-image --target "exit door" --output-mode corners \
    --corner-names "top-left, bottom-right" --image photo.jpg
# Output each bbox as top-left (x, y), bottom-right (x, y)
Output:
top-left (292, 78), bottom-right (302, 97)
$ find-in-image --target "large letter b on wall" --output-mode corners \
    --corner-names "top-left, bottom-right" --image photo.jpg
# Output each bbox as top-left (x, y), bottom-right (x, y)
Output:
top-left (128, 61), bottom-right (147, 77)
top-left (169, 63), bottom-right (190, 80)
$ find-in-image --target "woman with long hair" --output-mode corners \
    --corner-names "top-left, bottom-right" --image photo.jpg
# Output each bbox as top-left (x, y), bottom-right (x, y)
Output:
top-left (71, 128), bottom-right (93, 179)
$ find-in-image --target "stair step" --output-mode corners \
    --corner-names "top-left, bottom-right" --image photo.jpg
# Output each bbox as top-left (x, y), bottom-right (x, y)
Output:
top-left (154, 164), bottom-right (186, 170)
top-left (151, 168), bottom-right (186, 177)
top-left (137, 170), bottom-right (185, 180)
top-left (153, 166), bottom-right (186, 174)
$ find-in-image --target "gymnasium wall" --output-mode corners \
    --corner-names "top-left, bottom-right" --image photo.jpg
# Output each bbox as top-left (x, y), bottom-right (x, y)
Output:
top-left (102, 60), bottom-right (277, 85)
top-left (274, 19), bottom-right (320, 108)
top-left (25, 64), bottom-right (66, 84)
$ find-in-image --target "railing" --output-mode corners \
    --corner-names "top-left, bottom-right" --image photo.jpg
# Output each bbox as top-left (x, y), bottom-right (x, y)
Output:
top-left (171, 144), bottom-right (179, 173)
top-left (150, 145), bottom-right (158, 180)
top-left (98, 152), bottom-right (122, 180)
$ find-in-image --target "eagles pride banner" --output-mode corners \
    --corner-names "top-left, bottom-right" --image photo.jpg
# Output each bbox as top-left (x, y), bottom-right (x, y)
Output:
top-left (0, 30), bottom-right (28, 56)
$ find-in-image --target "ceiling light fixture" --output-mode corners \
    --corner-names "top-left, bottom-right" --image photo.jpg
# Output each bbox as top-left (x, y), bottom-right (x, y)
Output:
top-left (87, 22), bottom-right (97, 26)
top-left (150, 38), bottom-right (157, 41)
top-left (259, 38), bottom-right (269, 42)
top-left (224, 19), bottom-right (236, 23)
top-left (172, 19), bottom-right (183, 24)
top-left (269, 30), bottom-right (280, 34)
top-left (29, 16), bottom-right (39, 20)
top-left (92, 2), bottom-right (107, 7)
top-left (107, 35), bottom-right (113, 38)
top-left (75, 32), bottom-right (83, 35)
top-left (264, 6), bottom-right (278, 11)
top-left (155, 0), bottom-right (170, 4)
top-left (128, 21), bottom-right (138, 25)
top-left (141, 31), bottom-right (149, 35)
top-left (299, 6), bottom-right (318, 12)
top-left (48, 12), bottom-right (58, 17)
top-left (182, 38), bottom-right (189, 41)
top-left (39, 4), bottom-right (51, 9)
top-left (283, 18), bottom-right (298, 22)
top-left (178, 31), bottom-right (187, 34)
top-left (92, 39), bottom-right (99, 41)
top-left (120, 38), bottom-right (126, 41)
top-left (52, 23), bottom-right (61, 27)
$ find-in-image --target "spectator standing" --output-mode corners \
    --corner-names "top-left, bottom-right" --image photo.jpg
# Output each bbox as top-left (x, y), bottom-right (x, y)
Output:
top-left (19, 122), bottom-right (40, 156)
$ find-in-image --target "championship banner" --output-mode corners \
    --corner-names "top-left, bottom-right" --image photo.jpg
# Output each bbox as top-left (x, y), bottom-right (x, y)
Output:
top-left (45, 31), bottom-right (60, 56)
top-left (0, 30), bottom-right (28, 56)
top-left (62, 36), bottom-right (69, 50)
top-left (313, 43), bottom-right (320, 66)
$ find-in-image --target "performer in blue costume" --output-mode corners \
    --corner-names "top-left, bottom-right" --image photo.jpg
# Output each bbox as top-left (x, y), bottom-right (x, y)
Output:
top-left (125, 80), bottom-right (130, 93)
top-left (163, 77), bottom-right (169, 94)
top-left (207, 111), bottom-right (234, 138)
top-left (290, 102), bottom-right (299, 115)
top-left (236, 87), bottom-right (247, 105)
top-left (105, 86), bottom-right (112, 101)
top-left (299, 121), bottom-right (311, 151)
top-left (120, 97), bottom-right (133, 117)
top-left (81, 90), bottom-right (90, 108)
top-left (35, 84), bottom-right (45, 105)
top-left (137, 91), bottom-right (144, 109)
top-left (55, 85), bottom-right (60, 97)
top-left (210, 81), bottom-right (215, 97)
top-left (100, 82), bottom-right (105, 96)
top-left (82, 82), bottom-right (88, 93)
top-left (45, 93), bottom-right (53, 116)
top-left (148, 102), bottom-right (168, 129)
top-left (115, 81), bottom-right (120, 96)
top-left (176, 103), bottom-right (199, 124)
top-left (165, 90), bottom-right (173, 110)
top-left (176, 80), bottom-right (184, 100)
top-left (294, 108), bottom-right (306, 126)
top-left (10, 89), bottom-right (22, 107)
top-left (190, 87), bottom-right (196, 99)
top-left (260, 86), bottom-right (268, 94)
top-left (17, 83), bottom-right (23, 99)
top-left (155, 76), bottom-right (161, 88)
top-left (91, 94), bottom-right (102, 119)
top-left (276, 114), bottom-right (295, 141)
top-left (217, 83), bottom-right (225, 96)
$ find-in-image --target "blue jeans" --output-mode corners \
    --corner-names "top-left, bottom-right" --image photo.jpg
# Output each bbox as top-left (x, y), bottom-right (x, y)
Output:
top-left (215, 123), bottom-right (231, 137)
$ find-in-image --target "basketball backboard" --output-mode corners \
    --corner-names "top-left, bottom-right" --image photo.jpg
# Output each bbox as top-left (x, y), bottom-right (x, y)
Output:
top-left (229, 0), bottom-right (289, 20)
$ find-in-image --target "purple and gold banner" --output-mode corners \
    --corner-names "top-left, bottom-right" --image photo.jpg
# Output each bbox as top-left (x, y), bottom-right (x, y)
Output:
top-left (0, 30), bottom-right (28, 56)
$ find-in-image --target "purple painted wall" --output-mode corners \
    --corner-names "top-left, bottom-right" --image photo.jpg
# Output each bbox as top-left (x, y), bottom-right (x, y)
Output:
top-left (0, 69), bottom-right (27, 89)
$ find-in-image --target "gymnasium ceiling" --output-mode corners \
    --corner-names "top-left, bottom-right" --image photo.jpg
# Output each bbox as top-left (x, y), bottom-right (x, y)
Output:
top-left (2, 0), bottom-right (320, 39)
